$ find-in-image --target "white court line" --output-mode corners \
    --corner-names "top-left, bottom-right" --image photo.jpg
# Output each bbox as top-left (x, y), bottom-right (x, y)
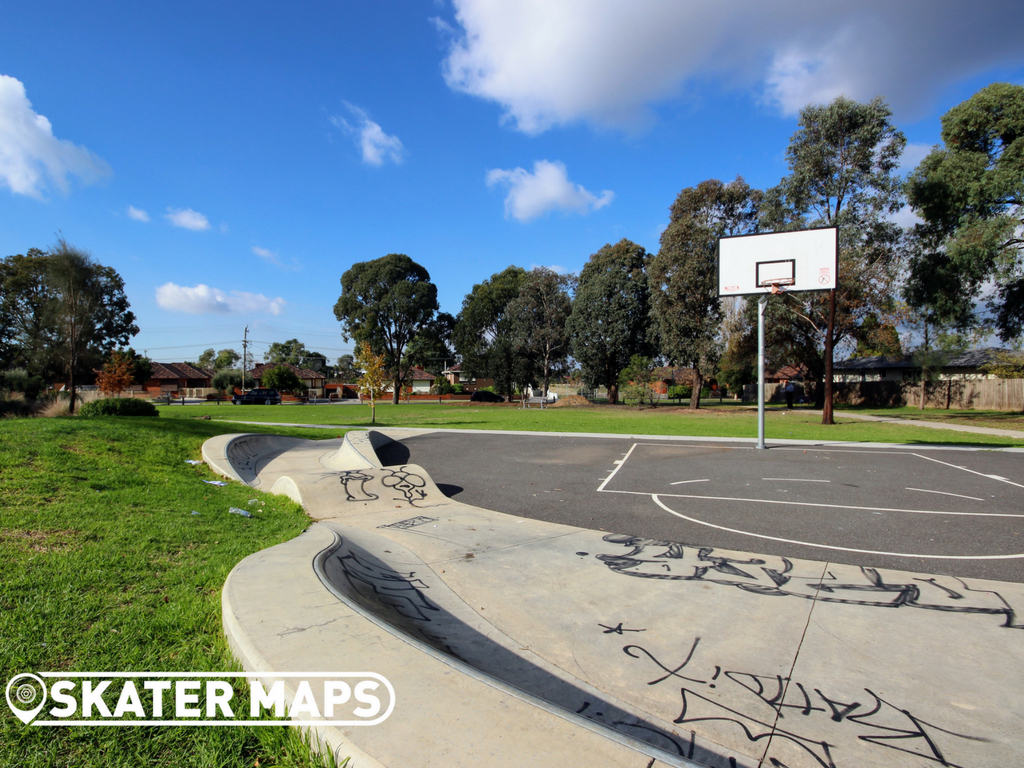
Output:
top-left (596, 443), bottom-right (638, 493)
top-left (599, 488), bottom-right (1024, 518)
top-left (670, 479), bottom-right (710, 486)
top-left (906, 487), bottom-right (984, 502)
top-left (650, 495), bottom-right (1024, 560)
top-left (762, 478), bottom-right (830, 483)
top-left (913, 452), bottom-right (1024, 490)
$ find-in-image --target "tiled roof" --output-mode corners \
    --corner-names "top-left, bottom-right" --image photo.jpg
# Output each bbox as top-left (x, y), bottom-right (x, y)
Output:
top-left (834, 348), bottom-right (1005, 371)
top-left (408, 366), bottom-right (435, 380)
top-left (250, 362), bottom-right (326, 380)
top-left (150, 362), bottom-right (214, 380)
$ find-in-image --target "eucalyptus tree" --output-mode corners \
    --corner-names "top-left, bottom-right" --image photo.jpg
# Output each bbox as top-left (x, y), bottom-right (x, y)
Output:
top-left (506, 268), bottom-right (574, 396)
top-left (453, 266), bottom-right (532, 400)
top-left (567, 239), bottom-right (656, 404)
top-left (761, 96), bottom-right (906, 423)
top-left (650, 177), bottom-right (761, 409)
top-left (905, 82), bottom-right (1024, 342)
top-left (334, 254), bottom-right (439, 403)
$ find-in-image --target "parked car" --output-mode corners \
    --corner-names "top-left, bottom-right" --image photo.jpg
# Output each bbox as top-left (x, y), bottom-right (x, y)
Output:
top-left (232, 388), bottom-right (281, 405)
top-left (470, 390), bottom-right (505, 403)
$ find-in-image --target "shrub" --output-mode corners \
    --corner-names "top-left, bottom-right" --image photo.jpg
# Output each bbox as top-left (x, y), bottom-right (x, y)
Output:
top-left (78, 398), bottom-right (159, 417)
top-left (212, 368), bottom-right (242, 392)
top-left (668, 384), bottom-right (692, 401)
top-left (261, 365), bottom-right (303, 393)
top-left (0, 397), bottom-right (31, 418)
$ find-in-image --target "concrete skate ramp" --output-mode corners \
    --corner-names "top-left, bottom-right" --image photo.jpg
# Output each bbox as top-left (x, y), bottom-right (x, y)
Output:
top-left (215, 430), bottom-right (1024, 768)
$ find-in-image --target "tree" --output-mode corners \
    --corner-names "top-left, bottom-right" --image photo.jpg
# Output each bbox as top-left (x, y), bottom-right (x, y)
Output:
top-left (260, 364), bottom-right (303, 393)
top-left (196, 348), bottom-right (216, 369)
top-left (214, 349), bottom-right (240, 369)
top-left (95, 350), bottom-right (135, 397)
top-left (0, 249), bottom-right (62, 378)
top-left (264, 339), bottom-right (324, 370)
top-left (212, 368), bottom-right (242, 393)
top-left (982, 350), bottom-right (1024, 379)
top-left (506, 268), bottom-right (574, 396)
top-left (618, 354), bottom-right (658, 409)
top-left (405, 312), bottom-right (456, 373)
top-left (651, 178), bottom-right (761, 409)
top-left (761, 96), bottom-right (906, 423)
top-left (334, 254), bottom-right (439, 404)
top-left (905, 83), bottom-right (1024, 342)
top-left (44, 238), bottom-right (139, 414)
top-left (567, 239), bottom-right (656, 404)
top-left (355, 341), bottom-right (388, 424)
top-left (851, 312), bottom-right (902, 358)
top-left (453, 266), bottom-right (533, 400)
top-left (334, 354), bottom-right (362, 382)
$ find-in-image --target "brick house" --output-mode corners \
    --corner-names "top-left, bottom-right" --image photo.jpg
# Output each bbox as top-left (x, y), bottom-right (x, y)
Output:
top-left (250, 363), bottom-right (327, 396)
top-left (142, 362), bottom-right (214, 396)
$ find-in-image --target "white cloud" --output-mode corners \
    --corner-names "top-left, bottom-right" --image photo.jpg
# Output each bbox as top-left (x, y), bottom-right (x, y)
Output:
top-left (127, 205), bottom-right (149, 222)
top-left (0, 74), bottom-right (111, 198)
top-left (487, 160), bottom-right (613, 222)
top-left (330, 103), bottom-right (405, 165)
top-left (165, 207), bottom-right (211, 231)
top-left (252, 245), bottom-right (300, 271)
top-left (441, 0), bottom-right (1024, 132)
top-left (899, 142), bottom-right (934, 175)
top-left (530, 263), bottom-right (569, 275)
top-left (155, 283), bottom-right (286, 315)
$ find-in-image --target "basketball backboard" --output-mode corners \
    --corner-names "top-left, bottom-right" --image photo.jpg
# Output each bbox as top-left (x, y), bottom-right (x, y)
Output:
top-left (718, 227), bottom-right (838, 297)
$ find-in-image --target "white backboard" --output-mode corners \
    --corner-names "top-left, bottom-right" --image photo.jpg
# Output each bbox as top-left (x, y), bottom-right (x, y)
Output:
top-left (718, 227), bottom-right (838, 297)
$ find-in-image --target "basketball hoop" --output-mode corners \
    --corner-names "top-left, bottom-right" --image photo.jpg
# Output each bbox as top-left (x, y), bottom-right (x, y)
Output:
top-left (770, 283), bottom-right (785, 295)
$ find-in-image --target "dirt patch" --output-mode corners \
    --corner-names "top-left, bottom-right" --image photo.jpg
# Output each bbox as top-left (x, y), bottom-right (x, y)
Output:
top-left (549, 395), bottom-right (593, 407)
top-left (0, 528), bottom-right (83, 553)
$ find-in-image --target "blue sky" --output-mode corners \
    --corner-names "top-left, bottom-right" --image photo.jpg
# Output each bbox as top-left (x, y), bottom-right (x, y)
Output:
top-left (2, 1), bottom-right (1023, 364)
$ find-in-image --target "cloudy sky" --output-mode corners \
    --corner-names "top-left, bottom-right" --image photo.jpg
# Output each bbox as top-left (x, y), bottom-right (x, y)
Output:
top-left (2, 1), bottom-right (1022, 363)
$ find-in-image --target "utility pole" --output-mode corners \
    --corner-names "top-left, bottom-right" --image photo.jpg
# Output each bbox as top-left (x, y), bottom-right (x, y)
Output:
top-left (242, 326), bottom-right (249, 392)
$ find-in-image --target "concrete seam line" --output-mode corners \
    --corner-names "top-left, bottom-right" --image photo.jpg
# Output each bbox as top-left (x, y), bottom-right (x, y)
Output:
top-left (308, 523), bottom-right (706, 768)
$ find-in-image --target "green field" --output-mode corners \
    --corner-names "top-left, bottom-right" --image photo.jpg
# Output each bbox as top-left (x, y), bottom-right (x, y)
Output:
top-left (156, 401), bottom-right (1024, 448)
top-left (0, 417), bottom-right (341, 768)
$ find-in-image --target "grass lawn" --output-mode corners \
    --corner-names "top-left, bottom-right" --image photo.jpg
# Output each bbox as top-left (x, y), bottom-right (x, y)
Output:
top-left (836, 404), bottom-right (1024, 431)
top-left (0, 416), bottom-right (344, 768)
top-left (155, 401), bottom-right (1024, 448)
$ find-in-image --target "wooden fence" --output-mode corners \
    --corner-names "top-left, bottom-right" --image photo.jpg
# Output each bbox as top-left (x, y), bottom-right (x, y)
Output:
top-left (745, 379), bottom-right (1024, 411)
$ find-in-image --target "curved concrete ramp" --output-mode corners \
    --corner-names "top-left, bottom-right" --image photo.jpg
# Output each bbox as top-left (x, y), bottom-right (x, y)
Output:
top-left (214, 431), bottom-right (1024, 768)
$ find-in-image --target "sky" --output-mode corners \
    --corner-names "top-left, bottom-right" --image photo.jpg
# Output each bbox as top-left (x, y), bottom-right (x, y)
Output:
top-left (2, 1), bottom-right (1023, 365)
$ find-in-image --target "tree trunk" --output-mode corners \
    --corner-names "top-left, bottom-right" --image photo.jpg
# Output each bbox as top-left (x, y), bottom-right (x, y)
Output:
top-left (814, 374), bottom-right (825, 408)
top-left (68, 368), bottom-right (77, 416)
top-left (608, 383), bottom-right (619, 404)
top-left (689, 369), bottom-right (703, 411)
top-left (822, 290), bottom-right (836, 425)
top-left (392, 377), bottom-right (400, 405)
top-left (919, 376), bottom-right (926, 410)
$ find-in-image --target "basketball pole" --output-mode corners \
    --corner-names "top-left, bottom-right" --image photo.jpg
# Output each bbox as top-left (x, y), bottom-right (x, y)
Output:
top-left (757, 294), bottom-right (767, 449)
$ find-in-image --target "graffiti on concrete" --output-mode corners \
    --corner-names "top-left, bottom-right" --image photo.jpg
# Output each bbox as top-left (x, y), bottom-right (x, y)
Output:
top-left (378, 515), bottom-right (439, 530)
top-left (618, 636), bottom-right (985, 768)
top-left (338, 470), bottom-right (379, 502)
top-left (595, 534), bottom-right (1023, 629)
top-left (381, 467), bottom-right (429, 506)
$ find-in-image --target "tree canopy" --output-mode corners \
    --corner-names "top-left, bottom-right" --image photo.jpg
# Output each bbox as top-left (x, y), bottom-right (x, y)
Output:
top-left (260, 364), bottom-right (303, 393)
top-left (505, 268), bottom-right (574, 395)
top-left (905, 82), bottom-right (1024, 342)
top-left (567, 239), bottom-right (656, 404)
top-left (453, 266), bottom-right (531, 399)
top-left (1, 240), bottom-right (138, 412)
top-left (760, 96), bottom-right (906, 420)
top-left (334, 254), bottom-right (438, 404)
top-left (264, 339), bottom-right (325, 370)
top-left (651, 177), bottom-right (761, 409)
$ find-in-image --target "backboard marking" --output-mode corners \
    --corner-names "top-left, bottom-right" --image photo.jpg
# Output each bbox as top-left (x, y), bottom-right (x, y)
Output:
top-left (718, 227), bottom-right (838, 297)
top-left (756, 259), bottom-right (796, 287)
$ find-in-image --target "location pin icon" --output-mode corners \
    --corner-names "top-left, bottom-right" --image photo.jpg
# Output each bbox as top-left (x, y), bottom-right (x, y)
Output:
top-left (6, 673), bottom-right (47, 725)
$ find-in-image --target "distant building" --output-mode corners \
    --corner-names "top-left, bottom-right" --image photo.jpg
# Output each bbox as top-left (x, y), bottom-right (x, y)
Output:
top-left (833, 348), bottom-right (1004, 383)
top-left (442, 363), bottom-right (494, 393)
top-left (142, 362), bottom-right (214, 396)
top-left (250, 363), bottom-right (327, 396)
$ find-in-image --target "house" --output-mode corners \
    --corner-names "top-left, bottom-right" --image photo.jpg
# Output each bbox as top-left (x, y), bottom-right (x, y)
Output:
top-left (442, 363), bottom-right (494, 393)
top-left (142, 362), bottom-right (214, 396)
top-left (833, 348), bottom-right (1003, 383)
top-left (406, 367), bottom-right (436, 394)
top-left (250, 363), bottom-right (327, 396)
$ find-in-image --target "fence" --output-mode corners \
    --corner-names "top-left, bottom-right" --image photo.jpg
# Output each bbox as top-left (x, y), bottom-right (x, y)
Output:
top-left (743, 379), bottom-right (1024, 411)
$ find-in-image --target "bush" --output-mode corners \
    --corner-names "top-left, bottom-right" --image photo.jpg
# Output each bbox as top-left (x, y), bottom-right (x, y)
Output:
top-left (78, 398), bottom-right (159, 417)
top-left (260, 365), bottom-right (303, 393)
top-left (0, 397), bottom-right (31, 418)
top-left (212, 368), bottom-right (242, 392)
top-left (668, 384), bottom-right (692, 401)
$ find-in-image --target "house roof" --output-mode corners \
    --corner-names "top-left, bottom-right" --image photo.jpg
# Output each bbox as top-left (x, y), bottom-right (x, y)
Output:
top-left (443, 363), bottom-right (462, 373)
top-left (251, 362), bottom-right (326, 380)
top-left (834, 347), bottom-right (1005, 371)
top-left (408, 366), bottom-right (435, 381)
top-left (150, 362), bottom-right (214, 380)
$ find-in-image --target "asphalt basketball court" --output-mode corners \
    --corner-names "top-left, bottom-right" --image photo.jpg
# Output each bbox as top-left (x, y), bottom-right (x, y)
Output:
top-left (379, 431), bottom-right (1024, 583)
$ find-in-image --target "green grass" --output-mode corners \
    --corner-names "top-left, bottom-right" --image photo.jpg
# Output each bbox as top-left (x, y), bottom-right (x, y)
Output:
top-left (155, 401), bottom-right (1024, 448)
top-left (0, 416), bottom-right (344, 768)
top-left (835, 404), bottom-right (1024, 430)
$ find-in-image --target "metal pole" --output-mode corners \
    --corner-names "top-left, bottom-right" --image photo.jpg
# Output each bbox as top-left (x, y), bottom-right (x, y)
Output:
top-left (757, 294), bottom-right (767, 450)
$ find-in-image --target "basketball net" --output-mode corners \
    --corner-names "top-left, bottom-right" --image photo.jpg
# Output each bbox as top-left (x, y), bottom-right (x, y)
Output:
top-left (769, 283), bottom-right (786, 295)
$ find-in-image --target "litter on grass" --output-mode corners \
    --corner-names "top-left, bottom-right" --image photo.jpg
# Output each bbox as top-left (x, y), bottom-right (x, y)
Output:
top-left (185, 460), bottom-right (203, 465)
top-left (203, 480), bottom-right (228, 486)
top-left (229, 507), bottom-right (254, 518)
top-left (191, 511), bottom-right (201, 516)
top-left (247, 499), bottom-right (265, 506)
